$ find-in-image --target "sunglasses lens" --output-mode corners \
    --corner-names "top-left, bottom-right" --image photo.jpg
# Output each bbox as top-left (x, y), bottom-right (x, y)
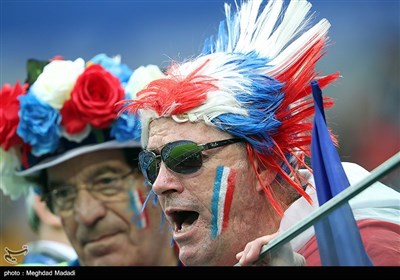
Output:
top-left (139, 151), bottom-right (159, 184)
top-left (163, 141), bottom-right (203, 174)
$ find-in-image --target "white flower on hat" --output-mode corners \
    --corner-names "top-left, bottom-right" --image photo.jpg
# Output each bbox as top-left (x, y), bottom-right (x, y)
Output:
top-left (30, 58), bottom-right (85, 109)
top-left (61, 124), bottom-right (91, 143)
top-left (0, 148), bottom-right (32, 200)
top-left (125, 65), bottom-right (166, 99)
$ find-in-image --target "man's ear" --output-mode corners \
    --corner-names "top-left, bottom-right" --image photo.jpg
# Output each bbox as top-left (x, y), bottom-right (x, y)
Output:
top-left (33, 194), bottom-right (62, 228)
top-left (253, 159), bottom-right (278, 193)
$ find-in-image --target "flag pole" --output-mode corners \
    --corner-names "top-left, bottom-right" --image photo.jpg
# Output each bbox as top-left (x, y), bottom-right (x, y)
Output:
top-left (234, 152), bottom-right (400, 266)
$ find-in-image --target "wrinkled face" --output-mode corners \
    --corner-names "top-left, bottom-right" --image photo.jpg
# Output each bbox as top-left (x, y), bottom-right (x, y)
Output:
top-left (47, 149), bottom-right (175, 266)
top-left (147, 118), bottom-right (275, 266)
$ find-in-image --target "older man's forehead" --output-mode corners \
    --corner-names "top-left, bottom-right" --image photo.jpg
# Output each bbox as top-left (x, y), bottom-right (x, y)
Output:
top-left (148, 118), bottom-right (230, 147)
top-left (47, 150), bottom-right (129, 183)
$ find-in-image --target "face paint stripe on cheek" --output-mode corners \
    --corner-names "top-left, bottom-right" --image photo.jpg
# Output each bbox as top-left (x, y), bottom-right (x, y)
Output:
top-left (211, 166), bottom-right (223, 239)
top-left (128, 189), bottom-right (149, 229)
top-left (211, 166), bottom-right (236, 239)
top-left (222, 168), bottom-right (236, 232)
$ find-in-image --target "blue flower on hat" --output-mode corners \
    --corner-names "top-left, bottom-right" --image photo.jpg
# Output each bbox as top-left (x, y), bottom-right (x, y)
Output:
top-left (89, 53), bottom-right (133, 84)
top-left (111, 110), bottom-right (141, 142)
top-left (17, 93), bottom-right (61, 156)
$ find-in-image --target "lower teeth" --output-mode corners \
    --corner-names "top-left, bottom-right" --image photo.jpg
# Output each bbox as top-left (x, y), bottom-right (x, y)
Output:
top-left (179, 223), bottom-right (191, 232)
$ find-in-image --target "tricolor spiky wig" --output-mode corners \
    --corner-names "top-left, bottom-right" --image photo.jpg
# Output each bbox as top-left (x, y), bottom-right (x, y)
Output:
top-left (125, 0), bottom-right (339, 214)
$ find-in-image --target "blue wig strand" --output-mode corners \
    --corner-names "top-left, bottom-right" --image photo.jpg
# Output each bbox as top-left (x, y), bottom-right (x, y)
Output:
top-left (141, 189), bottom-right (153, 213)
top-left (201, 3), bottom-right (239, 55)
top-left (152, 192), bottom-right (159, 205)
top-left (211, 54), bottom-right (285, 154)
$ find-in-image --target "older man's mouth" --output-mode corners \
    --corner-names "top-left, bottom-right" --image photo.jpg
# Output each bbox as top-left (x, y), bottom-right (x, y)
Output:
top-left (83, 232), bottom-right (123, 256)
top-left (167, 210), bottom-right (200, 233)
top-left (83, 231), bottom-right (120, 246)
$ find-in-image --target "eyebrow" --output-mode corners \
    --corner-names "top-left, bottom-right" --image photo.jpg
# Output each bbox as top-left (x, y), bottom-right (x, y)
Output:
top-left (48, 166), bottom-right (125, 189)
top-left (148, 143), bottom-right (165, 154)
top-left (149, 140), bottom-right (196, 153)
top-left (90, 166), bottom-right (124, 178)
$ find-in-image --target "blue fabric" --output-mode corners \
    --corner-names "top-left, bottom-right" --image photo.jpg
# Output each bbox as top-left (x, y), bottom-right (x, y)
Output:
top-left (67, 258), bottom-right (80, 266)
top-left (310, 81), bottom-right (372, 266)
top-left (23, 253), bottom-right (63, 265)
top-left (65, 258), bottom-right (183, 266)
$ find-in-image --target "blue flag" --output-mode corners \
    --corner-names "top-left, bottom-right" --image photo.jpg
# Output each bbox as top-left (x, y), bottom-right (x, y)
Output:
top-left (310, 81), bottom-right (373, 266)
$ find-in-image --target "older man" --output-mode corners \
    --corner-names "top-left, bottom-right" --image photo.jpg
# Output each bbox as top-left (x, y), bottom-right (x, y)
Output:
top-left (0, 54), bottom-right (179, 266)
top-left (124, 0), bottom-right (400, 266)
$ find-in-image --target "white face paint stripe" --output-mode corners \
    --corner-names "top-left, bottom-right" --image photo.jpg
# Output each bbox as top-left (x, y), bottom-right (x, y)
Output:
top-left (222, 168), bottom-right (236, 232)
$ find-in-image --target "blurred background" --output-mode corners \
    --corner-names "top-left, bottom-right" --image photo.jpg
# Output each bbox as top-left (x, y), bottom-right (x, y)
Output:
top-left (1, 0), bottom-right (399, 265)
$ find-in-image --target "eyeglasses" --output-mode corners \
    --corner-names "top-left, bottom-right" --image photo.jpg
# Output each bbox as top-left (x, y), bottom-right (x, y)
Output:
top-left (44, 171), bottom-right (133, 215)
top-left (138, 138), bottom-right (243, 185)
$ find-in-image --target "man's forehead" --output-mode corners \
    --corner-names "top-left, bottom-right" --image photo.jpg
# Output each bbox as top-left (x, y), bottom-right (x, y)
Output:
top-left (148, 119), bottom-right (228, 146)
top-left (47, 151), bottom-right (129, 182)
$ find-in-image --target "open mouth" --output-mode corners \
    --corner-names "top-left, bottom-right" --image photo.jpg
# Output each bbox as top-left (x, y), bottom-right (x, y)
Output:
top-left (170, 211), bottom-right (199, 233)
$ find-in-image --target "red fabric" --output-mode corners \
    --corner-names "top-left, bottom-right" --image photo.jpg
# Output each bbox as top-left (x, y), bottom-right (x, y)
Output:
top-left (298, 219), bottom-right (400, 266)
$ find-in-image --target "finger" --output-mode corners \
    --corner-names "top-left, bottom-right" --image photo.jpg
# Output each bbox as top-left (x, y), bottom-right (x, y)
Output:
top-left (247, 233), bottom-right (279, 265)
top-left (257, 232), bottom-right (278, 244)
top-left (246, 237), bottom-right (271, 264)
top-left (240, 239), bottom-right (264, 265)
top-left (239, 242), bottom-right (254, 265)
top-left (238, 232), bottom-right (280, 266)
top-left (236, 251), bottom-right (243, 260)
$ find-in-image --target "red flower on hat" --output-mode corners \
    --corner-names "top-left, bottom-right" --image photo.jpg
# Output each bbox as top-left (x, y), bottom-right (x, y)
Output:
top-left (61, 64), bottom-right (125, 133)
top-left (0, 82), bottom-right (28, 150)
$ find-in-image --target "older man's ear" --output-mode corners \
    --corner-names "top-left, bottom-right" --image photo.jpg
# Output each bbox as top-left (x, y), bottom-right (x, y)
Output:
top-left (253, 160), bottom-right (278, 194)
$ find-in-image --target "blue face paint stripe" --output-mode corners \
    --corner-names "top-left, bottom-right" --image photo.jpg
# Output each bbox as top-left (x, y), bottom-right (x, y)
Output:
top-left (211, 166), bottom-right (224, 239)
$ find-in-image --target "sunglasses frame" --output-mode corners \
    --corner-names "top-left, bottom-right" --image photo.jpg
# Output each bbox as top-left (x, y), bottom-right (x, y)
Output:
top-left (139, 138), bottom-right (243, 184)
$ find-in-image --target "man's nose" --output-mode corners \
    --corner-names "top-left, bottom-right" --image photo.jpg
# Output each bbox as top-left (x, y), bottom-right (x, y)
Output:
top-left (73, 190), bottom-right (107, 226)
top-left (151, 163), bottom-right (184, 196)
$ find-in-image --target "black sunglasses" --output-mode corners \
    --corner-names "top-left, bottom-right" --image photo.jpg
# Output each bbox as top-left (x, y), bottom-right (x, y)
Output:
top-left (138, 138), bottom-right (243, 185)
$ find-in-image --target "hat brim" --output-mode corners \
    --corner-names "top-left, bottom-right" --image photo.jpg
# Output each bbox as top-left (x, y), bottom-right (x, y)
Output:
top-left (16, 140), bottom-right (141, 177)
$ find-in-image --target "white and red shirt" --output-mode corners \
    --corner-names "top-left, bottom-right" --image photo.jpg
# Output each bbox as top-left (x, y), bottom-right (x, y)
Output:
top-left (279, 162), bottom-right (400, 266)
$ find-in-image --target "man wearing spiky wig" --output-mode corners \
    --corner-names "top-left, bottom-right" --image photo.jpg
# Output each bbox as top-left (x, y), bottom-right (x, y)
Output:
top-left (125, 0), bottom-right (400, 266)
